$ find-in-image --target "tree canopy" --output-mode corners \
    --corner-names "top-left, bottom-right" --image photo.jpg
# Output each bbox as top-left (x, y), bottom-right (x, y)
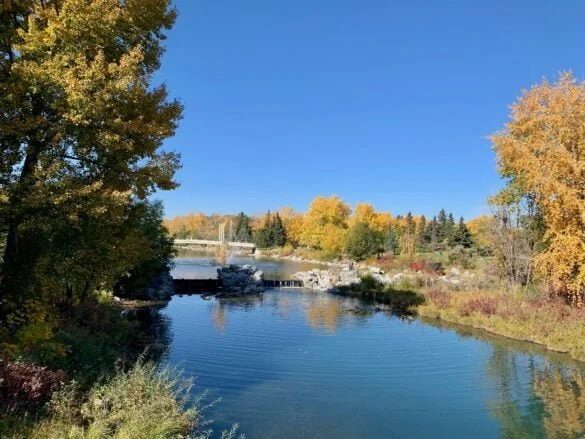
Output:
top-left (492, 72), bottom-right (585, 305)
top-left (0, 0), bottom-right (181, 327)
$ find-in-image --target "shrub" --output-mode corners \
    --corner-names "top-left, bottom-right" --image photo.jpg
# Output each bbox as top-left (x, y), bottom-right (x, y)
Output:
top-left (427, 289), bottom-right (451, 309)
top-left (448, 246), bottom-right (476, 269)
top-left (409, 260), bottom-right (444, 275)
top-left (410, 260), bottom-right (426, 272)
top-left (32, 361), bottom-right (200, 439)
top-left (345, 222), bottom-right (382, 261)
top-left (459, 296), bottom-right (498, 317)
top-left (280, 243), bottom-right (295, 256)
top-left (0, 360), bottom-right (67, 411)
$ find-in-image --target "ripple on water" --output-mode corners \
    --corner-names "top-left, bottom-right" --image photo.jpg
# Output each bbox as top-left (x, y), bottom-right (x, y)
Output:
top-left (160, 288), bottom-right (585, 439)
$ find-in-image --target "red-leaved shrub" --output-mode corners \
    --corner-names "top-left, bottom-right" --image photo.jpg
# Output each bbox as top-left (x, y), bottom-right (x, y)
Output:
top-left (0, 360), bottom-right (67, 409)
top-left (409, 260), bottom-right (444, 275)
top-left (427, 289), bottom-right (451, 309)
top-left (410, 260), bottom-right (426, 272)
top-left (459, 296), bottom-right (498, 317)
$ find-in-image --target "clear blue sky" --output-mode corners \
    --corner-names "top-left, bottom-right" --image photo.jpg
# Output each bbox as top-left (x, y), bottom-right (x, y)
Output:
top-left (154, 0), bottom-right (585, 220)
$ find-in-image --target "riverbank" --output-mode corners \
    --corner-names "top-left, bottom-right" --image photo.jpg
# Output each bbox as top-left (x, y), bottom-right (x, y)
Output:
top-left (0, 296), bottom-right (218, 438)
top-left (282, 251), bottom-right (585, 362)
top-left (418, 289), bottom-right (585, 361)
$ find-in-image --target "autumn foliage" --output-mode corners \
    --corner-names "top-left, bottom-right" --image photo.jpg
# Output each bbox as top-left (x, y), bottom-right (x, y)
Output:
top-left (492, 72), bottom-right (585, 305)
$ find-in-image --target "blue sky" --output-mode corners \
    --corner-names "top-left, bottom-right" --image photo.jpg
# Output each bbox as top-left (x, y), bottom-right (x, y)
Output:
top-left (154, 0), bottom-right (585, 220)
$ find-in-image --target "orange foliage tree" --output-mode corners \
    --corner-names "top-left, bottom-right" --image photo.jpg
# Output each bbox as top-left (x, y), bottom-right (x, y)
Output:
top-left (491, 72), bottom-right (585, 305)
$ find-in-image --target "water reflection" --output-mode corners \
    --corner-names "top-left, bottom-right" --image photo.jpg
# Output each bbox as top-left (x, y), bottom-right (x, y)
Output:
top-left (164, 256), bottom-right (585, 438)
top-left (305, 296), bottom-right (344, 333)
top-left (129, 305), bottom-right (173, 362)
top-left (534, 368), bottom-right (585, 438)
top-left (421, 317), bottom-right (585, 439)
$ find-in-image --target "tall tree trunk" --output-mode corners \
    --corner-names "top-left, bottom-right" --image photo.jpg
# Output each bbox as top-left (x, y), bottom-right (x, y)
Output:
top-left (0, 136), bottom-right (43, 318)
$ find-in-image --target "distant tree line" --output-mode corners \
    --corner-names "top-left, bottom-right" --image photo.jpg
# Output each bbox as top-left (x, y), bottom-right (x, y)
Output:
top-left (165, 201), bottom-right (475, 261)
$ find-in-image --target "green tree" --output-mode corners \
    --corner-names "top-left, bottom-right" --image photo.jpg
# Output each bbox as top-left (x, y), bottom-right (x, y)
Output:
top-left (234, 212), bottom-right (253, 242)
top-left (417, 215), bottom-right (428, 251)
top-left (385, 224), bottom-right (400, 256)
top-left (270, 213), bottom-right (287, 247)
top-left (345, 222), bottom-right (381, 261)
top-left (446, 213), bottom-right (456, 245)
top-left (0, 1), bottom-right (181, 322)
top-left (437, 209), bottom-right (448, 242)
top-left (449, 217), bottom-right (474, 248)
top-left (254, 211), bottom-right (272, 248)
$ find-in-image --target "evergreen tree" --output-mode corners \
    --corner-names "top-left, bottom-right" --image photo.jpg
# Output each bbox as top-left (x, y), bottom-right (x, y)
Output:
top-left (417, 215), bottom-right (428, 250)
top-left (437, 209), bottom-right (448, 242)
top-left (450, 217), bottom-right (474, 248)
top-left (405, 212), bottom-right (416, 235)
top-left (234, 212), bottom-right (253, 242)
top-left (271, 213), bottom-right (287, 247)
top-left (425, 216), bottom-right (439, 251)
top-left (446, 213), bottom-right (456, 245)
top-left (385, 224), bottom-right (400, 256)
top-left (254, 211), bottom-right (273, 248)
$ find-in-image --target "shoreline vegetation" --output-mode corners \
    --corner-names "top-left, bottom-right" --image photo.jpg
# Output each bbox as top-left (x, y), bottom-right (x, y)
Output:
top-left (178, 245), bottom-right (585, 363)
top-left (0, 2), bottom-right (238, 438)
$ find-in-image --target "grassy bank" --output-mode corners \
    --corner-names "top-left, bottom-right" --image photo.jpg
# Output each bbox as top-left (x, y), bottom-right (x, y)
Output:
top-left (0, 298), bottom-right (234, 439)
top-left (418, 288), bottom-right (585, 361)
top-left (4, 361), bottom-right (201, 439)
top-left (335, 275), bottom-right (585, 362)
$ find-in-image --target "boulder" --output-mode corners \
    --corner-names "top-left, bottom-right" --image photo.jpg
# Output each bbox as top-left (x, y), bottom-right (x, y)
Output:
top-left (218, 265), bottom-right (265, 295)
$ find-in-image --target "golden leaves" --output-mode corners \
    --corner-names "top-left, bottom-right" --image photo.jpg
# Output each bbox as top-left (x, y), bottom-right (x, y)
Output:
top-left (492, 72), bottom-right (585, 304)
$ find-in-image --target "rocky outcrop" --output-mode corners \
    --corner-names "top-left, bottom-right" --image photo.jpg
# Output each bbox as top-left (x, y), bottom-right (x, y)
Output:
top-left (115, 271), bottom-right (175, 301)
top-left (293, 265), bottom-right (471, 291)
top-left (217, 265), bottom-right (265, 295)
top-left (143, 272), bottom-right (175, 300)
top-left (293, 267), bottom-right (361, 291)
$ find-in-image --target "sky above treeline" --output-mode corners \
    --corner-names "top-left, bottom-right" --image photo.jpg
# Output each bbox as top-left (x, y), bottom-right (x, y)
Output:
top-left (154, 0), bottom-right (585, 220)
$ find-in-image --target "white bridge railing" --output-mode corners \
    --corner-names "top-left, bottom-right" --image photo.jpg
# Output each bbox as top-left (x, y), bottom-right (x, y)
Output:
top-left (173, 238), bottom-right (256, 249)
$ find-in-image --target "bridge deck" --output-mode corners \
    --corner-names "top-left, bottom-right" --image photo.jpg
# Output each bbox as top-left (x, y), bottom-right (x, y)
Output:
top-left (174, 239), bottom-right (255, 248)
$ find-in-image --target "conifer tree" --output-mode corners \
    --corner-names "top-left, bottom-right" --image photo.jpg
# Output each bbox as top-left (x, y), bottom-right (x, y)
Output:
top-left (254, 211), bottom-right (273, 248)
top-left (437, 209), bottom-right (448, 242)
top-left (425, 216), bottom-right (439, 251)
top-left (234, 212), bottom-right (253, 242)
top-left (450, 217), bottom-right (473, 248)
top-left (417, 215), bottom-right (428, 251)
top-left (446, 213), bottom-right (456, 245)
top-left (271, 213), bottom-right (287, 247)
top-left (385, 224), bottom-right (400, 256)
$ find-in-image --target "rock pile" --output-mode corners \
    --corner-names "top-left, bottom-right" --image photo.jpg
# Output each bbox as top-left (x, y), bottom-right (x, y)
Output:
top-left (218, 265), bottom-right (265, 295)
top-left (293, 267), bottom-right (361, 291)
top-left (293, 265), bottom-right (471, 291)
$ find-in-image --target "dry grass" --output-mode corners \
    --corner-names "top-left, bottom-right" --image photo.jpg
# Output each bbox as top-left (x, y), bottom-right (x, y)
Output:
top-left (29, 361), bottom-right (200, 439)
top-left (419, 289), bottom-right (585, 361)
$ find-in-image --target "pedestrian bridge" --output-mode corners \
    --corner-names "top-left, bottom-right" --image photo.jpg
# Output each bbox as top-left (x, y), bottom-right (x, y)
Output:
top-left (173, 238), bottom-right (256, 250)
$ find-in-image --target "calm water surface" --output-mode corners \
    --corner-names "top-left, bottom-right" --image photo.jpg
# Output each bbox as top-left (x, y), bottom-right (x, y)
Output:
top-left (161, 256), bottom-right (585, 438)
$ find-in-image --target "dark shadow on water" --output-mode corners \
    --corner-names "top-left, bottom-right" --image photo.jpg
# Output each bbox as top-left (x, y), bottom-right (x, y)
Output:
top-left (331, 275), bottom-right (425, 315)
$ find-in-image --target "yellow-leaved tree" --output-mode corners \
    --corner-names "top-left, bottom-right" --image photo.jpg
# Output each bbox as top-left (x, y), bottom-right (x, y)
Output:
top-left (302, 195), bottom-right (351, 256)
top-left (491, 72), bottom-right (585, 305)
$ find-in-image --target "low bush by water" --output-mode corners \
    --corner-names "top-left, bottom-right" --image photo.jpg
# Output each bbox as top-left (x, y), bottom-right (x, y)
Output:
top-left (335, 275), bottom-right (425, 312)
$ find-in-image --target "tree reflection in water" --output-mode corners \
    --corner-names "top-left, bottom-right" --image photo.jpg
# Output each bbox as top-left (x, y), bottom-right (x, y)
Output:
top-left (305, 296), bottom-right (344, 333)
top-left (487, 346), bottom-right (585, 438)
top-left (534, 368), bottom-right (585, 438)
top-left (201, 290), bottom-right (585, 439)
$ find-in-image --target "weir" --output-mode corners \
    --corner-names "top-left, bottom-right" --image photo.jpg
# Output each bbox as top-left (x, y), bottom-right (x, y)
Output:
top-left (172, 277), bottom-right (304, 293)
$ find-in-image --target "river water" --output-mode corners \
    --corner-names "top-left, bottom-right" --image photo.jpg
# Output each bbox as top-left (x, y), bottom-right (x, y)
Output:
top-left (161, 254), bottom-right (585, 438)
